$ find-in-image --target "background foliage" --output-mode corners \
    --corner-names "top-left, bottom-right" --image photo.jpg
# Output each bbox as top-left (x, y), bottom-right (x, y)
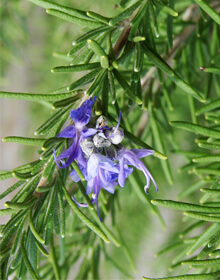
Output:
top-left (0, 0), bottom-right (220, 279)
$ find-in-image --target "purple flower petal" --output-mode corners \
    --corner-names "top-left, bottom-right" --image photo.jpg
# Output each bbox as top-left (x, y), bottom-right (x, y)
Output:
top-left (130, 149), bottom-right (154, 158)
top-left (118, 147), bottom-right (157, 192)
top-left (72, 194), bottom-right (88, 207)
top-left (57, 125), bottom-right (76, 138)
top-left (70, 97), bottom-right (96, 130)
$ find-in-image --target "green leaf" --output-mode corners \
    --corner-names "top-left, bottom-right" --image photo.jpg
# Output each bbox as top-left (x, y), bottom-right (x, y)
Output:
top-left (197, 142), bottom-right (220, 150)
top-left (42, 137), bottom-right (64, 150)
top-left (113, 69), bottom-right (142, 104)
top-left (12, 175), bottom-right (41, 203)
top-left (192, 155), bottom-right (220, 163)
top-left (151, 199), bottom-right (220, 213)
top-left (166, 0), bottom-right (174, 48)
top-left (28, 231), bottom-right (38, 271)
top-left (200, 178), bottom-right (220, 204)
top-left (109, 0), bottom-right (142, 26)
top-left (0, 90), bottom-right (82, 101)
top-left (148, 1), bottom-right (159, 38)
top-left (75, 26), bottom-right (113, 45)
top-left (11, 214), bottom-right (27, 255)
top-left (100, 56), bottom-right (109, 69)
top-left (184, 211), bottom-right (220, 222)
top-left (87, 39), bottom-right (109, 68)
top-left (196, 98), bottom-right (220, 116)
top-left (58, 172), bottom-right (109, 243)
top-left (46, 8), bottom-right (103, 28)
top-left (0, 180), bottom-right (24, 200)
top-left (21, 234), bottom-right (39, 280)
top-left (35, 239), bottom-right (49, 256)
top-left (52, 62), bottom-right (100, 73)
top-left (200, 188), bottom-right (220, 194)
top-left (57, 183), bottom-right (65, 238)
top-left (182, 257), bottom-right (220, 266)
top-left (87, 68), bottom-right (107, 95)
top-left (170, 121), bottom-right (220, 138)
top-left (108, 70), bottom-right (116, 104)
top-left (87, 11), bottom-right (110, 25)
top-left (186, 222), bottom-right (220, 255)
top-left (143, 271), bottom-right (220, 280)
top-left (29, 0), bottom-right (90, 20)
top-left (2, 137), bottom-right (46, 146)
top-left (101, 73), bottom-right (109, 115)
top-left (50, 237), bottom-right (60, 280)
top-left (0, 171), bottom-right (14, 180)
top-left (29, 209), bottom-right (45, 244)
top-left (194, 0), bottom-right (220, 25)
top-left (129, 0), bottom-right (148, 40)
top-left (200, 66), bottom-right (220, 74)
top-left (154, 1), bottom-right (178, 17)
top-left (133, 42), bottom-right (143, 73)
top-left (12, 170), bottom-right (36, 180)
top-left (52, 92), bottom-right (84, 108)
top-left (5, 198), bottom-right (37, 210)
top-left (68, 68), bottom-right (100, 91)
top-left (35, 105), bottom-right (72, 135)
top-left (0, 208), bottom-right (17, 216)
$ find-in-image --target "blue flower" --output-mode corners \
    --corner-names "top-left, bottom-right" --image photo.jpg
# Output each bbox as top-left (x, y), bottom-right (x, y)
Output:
top-left (72, 153), bottom-right (132, 221)
top-left (117, 148), bottom-right (158, 193)
top-left (54, 97), bottom-right (97, 169)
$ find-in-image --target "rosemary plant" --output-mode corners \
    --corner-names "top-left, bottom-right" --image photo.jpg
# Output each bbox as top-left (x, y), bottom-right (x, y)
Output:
top-left (1, 0), bottom-right (220, 279)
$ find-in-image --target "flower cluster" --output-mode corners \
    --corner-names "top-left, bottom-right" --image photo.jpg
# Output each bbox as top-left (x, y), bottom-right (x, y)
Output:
top-left (54, 97), bottom-right (157, 221)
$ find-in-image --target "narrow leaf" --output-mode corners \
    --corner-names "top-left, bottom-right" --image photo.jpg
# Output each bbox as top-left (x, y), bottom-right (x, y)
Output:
top-left (143, 271), bottom-right (220, 280)
top-left (0, 90), bottom-right (82, 101)
top-left (194, 0), bottom-right (220, 25)
top-left (151, 199), bottom-right (220, 213)
top-left (2, 137), bottom-right (46, 146)
top-left (109, 0), bottom-right (142, 26)
top-left (196, 98), bottom-right (220, 116)
top-left (200, 66), bottom-right (220, 74)
top-left (68, 68), bottom-right (100, 91)
top-left (192, 155), bottom-right (220, 163)
top-left (87, 11), bottom-right (109, 25)
top-left (184, 211), bottom-right (220, 222)
top-left (29, 209), bottom-right (45, 244)
top-left (182, 257), bottom-right (220, 266)
top-left (52, 62), bottom-right (100, 73)
top-left (186, 222), bottom-right (220, 255)
top-left (21, 234), bottom-right (39, 280)
top-left (46, 9), bottom-right (103, 28)
top-left (0, 180), bottom-right (24, 200)
top-left (29, 0), bottom-right (90, 20)
top-left (113, 69), bottom-right (142, 104)
top-left (50, 237), bottom-right (60, 280)
top-left (170, 121), bottom-right (220, 138)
